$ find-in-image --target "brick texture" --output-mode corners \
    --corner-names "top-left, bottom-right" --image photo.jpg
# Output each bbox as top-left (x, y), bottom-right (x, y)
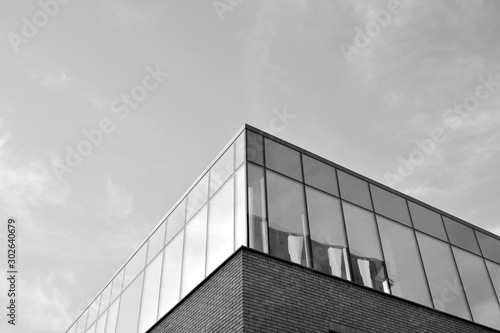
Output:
top-left (151, 248), bottom-right (498, 333)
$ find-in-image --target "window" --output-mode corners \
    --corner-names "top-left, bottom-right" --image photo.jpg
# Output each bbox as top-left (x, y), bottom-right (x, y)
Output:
top-left (408, 201), bottom-right (447, 241)
top-left (165, 198), bottom-right (186, 244)
top-left (302, 155), bottom-right (339, 196)
top-left (122, 245), bottom-right (147, 290)
top-left (443, 217), bottom-right (480, 255)
top-left (343, 202), bottom-right (388, 292)
top-left (267, 170), bottom-right (311, 267)
top-left (247, 130), bottom-right (264, 165)
top-left (476, 231), bottom-right (500, 264)
top-left (247, 163), bottom-right (268, 253)
top-left (453, 247), bottom-right (500, 330)
top-left (138, 253), bottom-right (163, 332)
top-left (264, 138), bottom-right (302, 181)
top-left (158, 230), bottom-right (184, 317)
top-left (370, 185), bottom-right (411, 227)
top-left (377, 216), bottom-right (432, 306)
top-left (306, 186), bottom-right (348, 279)
top-left (115, 272), bottom-right (144, 333)
top-left (105, 298), bottom-right (120, 333)
top-left (337, 171), bottom-right (372, 210)
top-left (416, 232), bottom-right (471, 320)
top-left (147, 221), bottom-right (166, 264)
top-left (209, 144), bottom-right (234, 197)
top-left (186, 174), bottom-right (209, 221)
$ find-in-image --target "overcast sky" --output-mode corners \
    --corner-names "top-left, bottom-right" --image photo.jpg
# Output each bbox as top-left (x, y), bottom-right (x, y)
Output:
top-left (1, 1), bottom-right (500, 332)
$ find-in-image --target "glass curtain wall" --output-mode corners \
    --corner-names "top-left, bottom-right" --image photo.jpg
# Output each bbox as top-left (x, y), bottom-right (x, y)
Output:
top-left (66, 131), bottom-right (246, 333)
top-left (246, 129), bottom-right (500, 331)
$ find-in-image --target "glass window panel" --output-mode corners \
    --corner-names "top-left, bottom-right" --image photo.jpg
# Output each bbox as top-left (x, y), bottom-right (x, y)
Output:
top-left (138, 253), bottom-right (163, 333)
top-left (234, 165), bottom-right (247, 250)
top-left (95, 311), bottom-right (107, 333)
top-left (264, 138), bottom-right (302, 181)
top-left (337, 170), bottom-right (372, 210)
top-left (342, 201), bottom-right (388, 293)
top-left (186, 174), bottom-right (209, 221)
top-left (416, 232), bottom-right (471, 320)
top-left (86, 323), bottom-right (96, 333)
top-left (104, 298), bottom-right (120, 333)
top-left (453, 247), bottom-right (500, 330)
top-left (158, 230), bottom-right (184, 318)
top-left (98, 284), bottom-right (112, 316)
top-left (246, 130), bottom-right (264, 165)
top-left (476, 231), bottom-right (500, 264)
top-left (116, 272), bottom-right (144, 333)
top-left (235, 131), bottom-right (245, 168)
top-left (76, 310), bottom-right (88, 333)
top-left (165, 198), bottom-right (186, 244)
top-left (110, 270), bottom-right (124, 304)
top-left (302, 155), bottom-right (338, 196)
top-left (247, 163), bottom-right (268, 253)
top-left (408, 201), bottom-right (447, 241)
top-left (209, 144), bottom-right (235, 197)
top-left (206, 177), bottom-right (234, 275)
top-left (86, 296), bottom-right (100, 329)
top-left (267, 170), bottom-right (311, 267)
top-left (443, 217), bottom-right (480, 255)
top-left (147, 221), bottom-right (166, 264)
top-left (377, 216), bottom-right (432, 307)
top-left (180, 206), bottom-right (208, 298)
top-left (486, 260), bottom-right (500, 303)
top-left (370, 185), bottom-right (412, 227)
top-left (123, 245), bottom-right (147, 290)
top-left (306, 187), bottom-right (348, 279)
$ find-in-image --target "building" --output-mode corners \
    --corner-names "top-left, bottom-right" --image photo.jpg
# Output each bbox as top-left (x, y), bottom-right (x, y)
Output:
top-left (65, 124), bottom-right (500, 333)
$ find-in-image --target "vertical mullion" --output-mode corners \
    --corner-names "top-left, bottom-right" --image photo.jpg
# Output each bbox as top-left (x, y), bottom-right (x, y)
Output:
top-left (335, 169), bottom-right (355, 282)
top-left (300, 154), bottom-right (313, 268)
top-left (406, 200), bottom-right (434, 308)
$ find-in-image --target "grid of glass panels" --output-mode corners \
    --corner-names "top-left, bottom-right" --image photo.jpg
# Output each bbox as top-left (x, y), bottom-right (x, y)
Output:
top-left (65, 130), bottom-right (246, 333)
top-left (246, 129), bottom-right (500, 331)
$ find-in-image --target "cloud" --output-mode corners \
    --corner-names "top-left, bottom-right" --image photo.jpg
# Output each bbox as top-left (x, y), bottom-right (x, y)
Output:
top-left (0, 121), bottom-right (70, 218)
top-left (32, 70), bottom-right (73, 89)
top-left (104, 178), bottom-right (134, 218)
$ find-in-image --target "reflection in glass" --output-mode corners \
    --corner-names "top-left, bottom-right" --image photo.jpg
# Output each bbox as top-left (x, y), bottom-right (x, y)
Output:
top-left (476, 231), bottom-right (500, 264)
top-left (76, 310), bottom-right (88, 333)
top-left (443, 217), bottom-right (480, 255)
top-left (416, 232), bottom-right (471, 320)
top-left (370, 185), bottom-right (411, 227)
top-left (302, 155), bottom-right (338, 196)
top-left (206, 177), bottom-right (234, 275)
top-left (98, 284), bottom-right (112, 316)
top-left (67, 323), bottom-right (77, 333)
top-left (209, 144), bottom-right (234, 197)
top-left (110, 270), bottom-right (124, 303)
top-left (377, 216), bottom-right (432, 306)
top-left (158, 230), bottom-right (184, 318)
top-left (267, 170), bottom-right (311, 267)
top-left (306, 187), bottom-right (348, 278)
top-left (265, 138), bottom-right (302, 181)
top-left (123, 245), bottom-right (147, 290)
top-left (186, 174), bottom-right (208, 221)
top-left (86, 323), bottom-right (96, 333)
top-left (342, 202), bottom-right (388, 292)
top-left (115, 272), bottom-right (144, 333)
top-left (85, 297), bottom-right (100, 329)
top-left (337, 170), bottom-right (372, 210)
top-left (105, 298), bottom-right (120, 333)
top-left (180, 206), bottom-right (208, 298)
top-left (486, 260), bottom-right (500, 304)
top-left (408, 201), bottom-right (447, 241)
top-left (453, 247), bottom-right (500, 329)
top-left (235, 131), bottom-right (245, 168)
top-left (139, 253), bottom-right (163, 332)
top-left (247, 163), bottom-right (268, 253)
top-left (147, 221), bottom-right (166, 264)
top-left (247, 130), bottom-right (264, 165)
top-left (234, 166), bottom-right (247, 250)
top-left (165, 198), bottom-right (186, 244)
top-left (95, 311), bottom-right (107, 333)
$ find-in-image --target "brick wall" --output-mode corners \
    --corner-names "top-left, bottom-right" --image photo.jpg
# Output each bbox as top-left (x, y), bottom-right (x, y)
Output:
top-left (151, 248), bottom-right (498, 333)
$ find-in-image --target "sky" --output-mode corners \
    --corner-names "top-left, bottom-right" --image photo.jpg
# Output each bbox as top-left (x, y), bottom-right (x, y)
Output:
top-left (1, 0), bottom-right (500, 332)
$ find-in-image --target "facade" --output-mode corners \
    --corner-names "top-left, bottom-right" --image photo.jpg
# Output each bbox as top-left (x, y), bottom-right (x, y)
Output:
top-left (65, 124), bottom-right (500, 333)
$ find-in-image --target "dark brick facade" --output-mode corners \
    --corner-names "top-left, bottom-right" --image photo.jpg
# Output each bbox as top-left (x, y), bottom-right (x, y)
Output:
top-left (150, 248), bottom-right (498, 333)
